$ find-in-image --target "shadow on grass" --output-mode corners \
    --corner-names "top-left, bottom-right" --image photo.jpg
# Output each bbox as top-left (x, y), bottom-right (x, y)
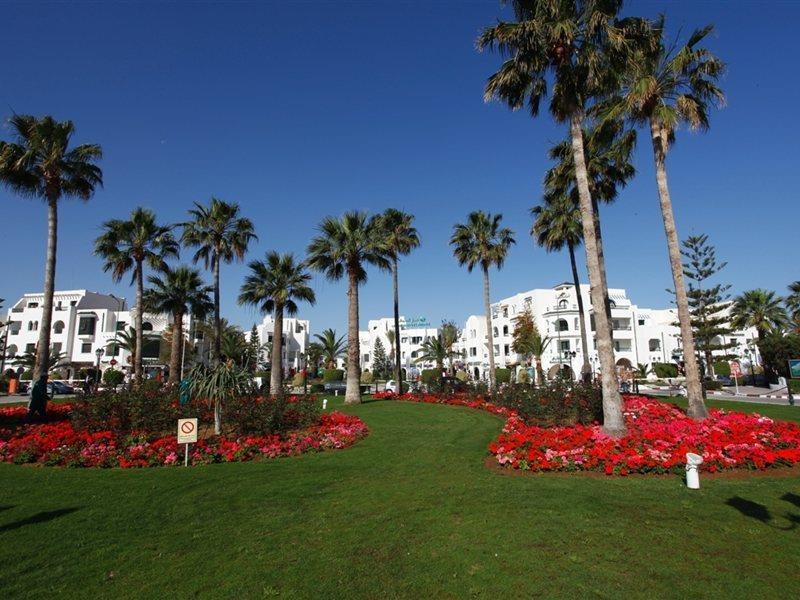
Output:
top-left (725, 496), bottom-right (798, 531)
top-left (0, 505), bottom-right (14, 513)
top-left (781, 492), bottom-right (800, 509)
top-left (0, 507), bottom-right (80, 534)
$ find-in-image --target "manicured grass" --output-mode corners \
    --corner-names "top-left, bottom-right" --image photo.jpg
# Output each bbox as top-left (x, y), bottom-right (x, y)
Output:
top-left (1, 395), bottom-right (799, 598)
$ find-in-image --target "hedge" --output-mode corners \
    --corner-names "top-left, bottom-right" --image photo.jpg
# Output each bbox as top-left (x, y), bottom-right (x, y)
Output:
top-left (713, 361), bottom-right (731, 377)
top-left (323, 369), bottom-right (344, 382)
top-left (420, 369), bottom-right (441, 386)
top-left (495, 368), bottom-right (511, 384)
top-left (653, 363), bottom-right (678, 378)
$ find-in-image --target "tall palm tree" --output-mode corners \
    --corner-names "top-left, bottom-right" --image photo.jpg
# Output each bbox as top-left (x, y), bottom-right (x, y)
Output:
top-left (314, 328), bottom-right (346, 369)
top-left (239, 252), bottom-right (316, 395)
top-left (415, 337), bottom-right (455, 374)
top-left (450, 211), bottom-right (515, 391)
top-left (182, 198), bottom-right (257, 365)
top-left (376, 209), bottom-right (420, 391)
top-left (532, 198), bottom-right (592, 380)
top-left (94, 207), bottom-right (179, 384)
top-left (786, 282), bottom-right (800, 331)
top-left (600, 17), bottom-right (725, 419)
top-left (143, 266), bottom-right (213, 386)
top-left (307, 212), bottom-right (390, 404)
top-left (478, 0), bottom-right (636, 435)
top-left (0, 115), bottom-right (102, 382)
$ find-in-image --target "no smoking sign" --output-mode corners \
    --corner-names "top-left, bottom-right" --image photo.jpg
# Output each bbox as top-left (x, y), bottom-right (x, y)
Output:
top-left (177, 418), bottom-right (198, 444)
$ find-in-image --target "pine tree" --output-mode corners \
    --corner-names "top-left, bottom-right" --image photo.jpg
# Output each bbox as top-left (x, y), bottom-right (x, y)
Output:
top-left (372, 337), bottom-right (391, 380)
top-left (247, 324), bottom-right (261, 373)
top-left (682, 234), bottom-right (736, 378)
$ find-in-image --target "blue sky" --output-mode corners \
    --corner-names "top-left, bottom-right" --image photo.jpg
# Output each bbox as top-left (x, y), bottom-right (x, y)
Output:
top-left (1, 1), bottom-right (797, 334)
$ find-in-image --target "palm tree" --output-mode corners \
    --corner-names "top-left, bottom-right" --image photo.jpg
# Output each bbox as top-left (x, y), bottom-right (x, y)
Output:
top-left (376, 209), bottom-right (420, 391)
top-left (441, 320), bottom-right (460, 375)
top-left (414, 337), bottom-right (454, 374)
top-left (731, 289), bottom-right (788, 383)
top-left (105, 326), bottom-right (157, 366)
top-left (94, 208), bottom-right (179, 384)
top-left (13, 348), bottom-right (68, 374)
top-left (450, 211), bottom-right (515, 391)
top-left (143, 266), bottom-right (213, 386)
top-left (511, 308), bottom-right (550, 385)
top-left (182, 198), bottom-right (257, 365)
top-left (0, 115), bottom-right (102, 382)
top-left (314, 328), bottom-right (346, 369)
top-left (306, 342), bottom-right (324, 377)
top-left (307, 212), bottom-right (390, 404)
top-left (220, 326), bottom-right (248, 367)
top-left (239, 252), bottom-right (316, 395)
top-left (731, 290), bottom-right (788, 341)
top-left (786, 282), bottom-right (800, 330)
top-left (478, 1), bottom-right (636, 435)
top-left (531, 198), bottom-right (592, 380)
top-left (600, 18), bottom-right (725, 419)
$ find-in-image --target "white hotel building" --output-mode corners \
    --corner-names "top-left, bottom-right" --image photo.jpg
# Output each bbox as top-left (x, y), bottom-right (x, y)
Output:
top-left (1, 290), bottom-right (194, 379)
top-left (456, 283), bottom-right (760, 382)
top-left (253, 316), bottom-right (311, 374)
top-left (359, 317), bottom-right (440, 376)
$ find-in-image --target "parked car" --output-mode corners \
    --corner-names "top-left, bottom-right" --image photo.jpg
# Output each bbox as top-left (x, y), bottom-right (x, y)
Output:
top-left (715, 374), bottom-right (734, 386)
top-left (27, 380), bottom-right (75, 396)
top-left (385, 380), bottom-right (400, 393)
top-left (323, 381), bottom-right (347, 394)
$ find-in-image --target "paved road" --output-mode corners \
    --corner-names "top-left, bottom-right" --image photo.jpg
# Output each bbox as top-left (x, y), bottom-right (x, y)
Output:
top-left (641, 387), bottom-right (796, 407)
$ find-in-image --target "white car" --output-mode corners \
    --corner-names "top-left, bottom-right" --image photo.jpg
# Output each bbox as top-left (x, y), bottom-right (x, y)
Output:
top-left (384, 380), bottom-right (399, 393)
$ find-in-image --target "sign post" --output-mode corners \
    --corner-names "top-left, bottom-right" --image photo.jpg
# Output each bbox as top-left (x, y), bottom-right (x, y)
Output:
top-left (730, 360), bottom-right (741, 395)
top-left (788, 360), bottom-right (799, 406)
top-left (177, 418), bottom-right (198, 466)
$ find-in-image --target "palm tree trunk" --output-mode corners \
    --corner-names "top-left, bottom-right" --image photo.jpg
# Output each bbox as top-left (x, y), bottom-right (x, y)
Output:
top-left (34, 197), bottom-right (58, 382)
top-left (168, 312), bottom-right (183, 385)
top-left (569, 242), bottom-right (591, 382)
top-left (569, 115), bottom-right (625, 436)
top-left (270, 306), bottom-right (284, 395)
top-left (650, 120), bottom-right (707, 419)
top-left (212, 253), bottom-right (221, 365)
top-left (483, 265), bottom-right (496, 392)
top-left (392, 258), bottom-right (403, 392)
top-left (134, 260), bottom-right (144, 384)
top-left (345, 268), bottom-right (361, 404)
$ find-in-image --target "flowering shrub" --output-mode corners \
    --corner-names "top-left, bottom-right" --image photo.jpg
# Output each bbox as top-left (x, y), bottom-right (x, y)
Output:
top-left (375, 391), bottom-right (800, 475)
top-left (0, 404), bottom-right (367, 468)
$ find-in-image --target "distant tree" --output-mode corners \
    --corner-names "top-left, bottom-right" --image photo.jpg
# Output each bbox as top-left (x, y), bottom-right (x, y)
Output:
top-left (731, 289), bottom-right (789, 382)
top-left (441, 320), bottom-right (460, 374)
top-left (758, 333), bottom-right (800, 382)
top-left (372, 337), bottom-right (391, 380)
top-left (247, 324), bottom-right (261, 373)
top-left (511, 308), bottom-right (550, 385)
top-left (0, 115), bottom-right (102, 381)
top-left (306, 342), bottom-right (323, 377)
top-left (12, 348), bottom-right (68, 373)
top-left (681, 234), bottom-right (736, 378)
top-left (314, 328), bottom-right (346, 369)
top-left (414, 337), bottom-right (451, 374)
top-left (786, 281), bottom-right (800, 332)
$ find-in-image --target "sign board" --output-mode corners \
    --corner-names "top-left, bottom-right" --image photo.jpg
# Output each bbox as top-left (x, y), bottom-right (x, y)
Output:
top-left (730, 360), bottom-right (742, 378)
top-left (789, 359), bottom-right (800, 379)
top-left (177, 418), bottom-right (198, 444)
top-left (400, 316), bottom-right (430, 330)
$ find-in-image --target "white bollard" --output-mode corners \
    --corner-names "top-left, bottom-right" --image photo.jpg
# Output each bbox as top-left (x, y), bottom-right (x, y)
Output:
top-left (322, 398), bottom-right (328, 410)
top-left (685, 452), bottom-right (703, 489)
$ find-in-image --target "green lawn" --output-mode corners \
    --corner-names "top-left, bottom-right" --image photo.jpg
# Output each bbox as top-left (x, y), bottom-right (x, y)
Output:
top-left (1, 396), bottom-right (799, 599)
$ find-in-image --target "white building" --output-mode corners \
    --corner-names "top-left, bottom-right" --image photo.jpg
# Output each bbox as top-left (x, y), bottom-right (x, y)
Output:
top-left (457, 283), bottom-right (760, 381)
top-left (1, 290), bottom-right (195, 379)
top-left (359, 316), bottom-right (440, 377)
top-left (253, 316), bottom-right (310, 374)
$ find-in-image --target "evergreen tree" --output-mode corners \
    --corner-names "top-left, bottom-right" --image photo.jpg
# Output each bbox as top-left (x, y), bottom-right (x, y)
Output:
top-left (372, 337), bottom-right (391, 380)
top-left (681, 234), bottom-right (736, 378)
top-left (247, 324), bottom-right (261, 373)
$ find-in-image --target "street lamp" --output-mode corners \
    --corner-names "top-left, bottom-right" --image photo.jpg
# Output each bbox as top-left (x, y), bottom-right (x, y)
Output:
top-left (94, 347), bottom-right (105, 388)
top-left (563, 350), bottom-right (577, 380)
top-left (743, 348), bottom-right (756, 386)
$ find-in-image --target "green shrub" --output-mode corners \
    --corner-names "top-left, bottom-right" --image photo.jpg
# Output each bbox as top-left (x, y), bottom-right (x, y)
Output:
top-left (224, 394), bottom-right (321, 437)
top-left (70, 387), bottom-right (181, 434)
top-left (254, 370), bottom-right (270, 379)
top-left (102, 369), bottom-right (125, 387)
top-left (310, 383), bottom-right (325, 393)
top-left (491, 381), bottom-right (602, 427)
top-left (495, 368), bottom-right (511, 384)
top-left (703, 380), bottom-right (722, 391)
top-left (420, 369), bottom-right (441, 387)
top-left (361, 370), bottom-right (374, 384)
top-left (323, 369), bottom-right (344, 382)
top-left (789, 379), bottom-right (800, 394)
top-left (653, 363), bottom-right (678, 378)
top-left (713, 361), bottom-right (731, 377)
top-left (21, 370), bottom-right (33, 381)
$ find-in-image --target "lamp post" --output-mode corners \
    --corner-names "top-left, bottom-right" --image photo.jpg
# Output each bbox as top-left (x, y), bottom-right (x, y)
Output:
top-left (94, 347), bottom-right (105, 390)
top-left (744, 348), bottom-right (755, 386)
top-left (563, 350), bottom-right (576, 381)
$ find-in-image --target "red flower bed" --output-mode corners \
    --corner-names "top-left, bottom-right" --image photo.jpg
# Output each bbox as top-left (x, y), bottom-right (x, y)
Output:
top-left (375, 392), bottom-right (800, 475)
top-left (0, 405), bottom-right (368, 468)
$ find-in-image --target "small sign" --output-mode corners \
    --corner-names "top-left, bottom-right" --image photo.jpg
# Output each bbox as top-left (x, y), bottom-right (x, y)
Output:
top-left (730, 361), bottom-right (742, 378)
top-left (177, 418), bottom-right (198, 444)
top-left (789, 359), bottom-right (800, 379)
top-left (109, 358), bottom-right (118, 366)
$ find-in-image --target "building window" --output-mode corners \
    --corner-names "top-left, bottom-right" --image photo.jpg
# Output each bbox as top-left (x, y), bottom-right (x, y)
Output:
top-left (70, 300), bottom-right (77, 306)
top-left (469, 348), bottom-right (477, 357)
top-left (401, 337), bottom-right (408, 344)
top-left (81, 342), bottom-right (92, 353)
top-left (649, 339), bottom-right (661, 352)
top-left (52, 342), bottom-right (62, 354)
top-left (78, 316), bottom-right (96, 335)
top-left (493, 327), bottom-right (499, 337)
top-left (556, 319), bottom-right (568, 332)
top-left (609, 300), bottom-right (617, 308)
top-left (411, 336), bottom-right (422, 344)
top-left (638, 319), bottom-right (645, 326)
top-left (53, 320), bottom-right (65, 334)
top-left (27, 302), bottom-right (39, 308)
top-left (503, 344), bottom-right (510, 355)
top-left (558, 299), bottom-right (568, 309)
top-left (560, 340), bottom-right (570, 352)
top-left (502, 325), bottom-right (509, 336)
top-left (493, 345), bottom-right (499, 355)
top-left (502, 307), bottom-right (508, 318)
top-left (116, 321), bottom-right (127, 331)
top-left (141, 321), bottom-right (154, 332)
top-left (6, 345), bottom-right (17, 357)
top-left (26, 343), bottom-right (35, 353)
top-left (363, 354), bottom-right (370, 363)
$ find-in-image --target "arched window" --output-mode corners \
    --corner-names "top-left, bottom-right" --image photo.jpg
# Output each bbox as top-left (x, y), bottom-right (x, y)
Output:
top-left (142, 322), bottom-right (154, 332)
top-left (558, 299), bottom-right (568, 309)
top-left (648, 339), bottom-right (661, 352)
top-left (556, 319), bottom-right (568, 332)
top-left (53, 320), bottom-right (65, 334)
top-left (502, 325), bottom-right (509, 336)
top-left (493, 327), bottom-right (499, 337)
